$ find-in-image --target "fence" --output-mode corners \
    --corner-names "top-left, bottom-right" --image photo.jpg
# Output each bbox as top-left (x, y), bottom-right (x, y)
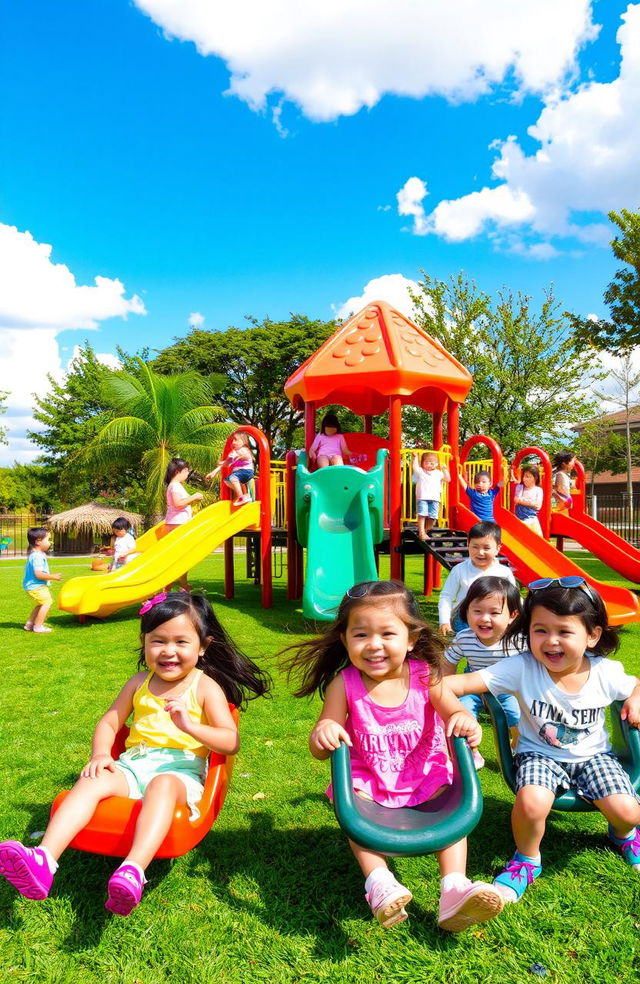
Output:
top-left (0, 514), bottom-right (51, 556)
top-left (585, 493), bottom-right (640, 546)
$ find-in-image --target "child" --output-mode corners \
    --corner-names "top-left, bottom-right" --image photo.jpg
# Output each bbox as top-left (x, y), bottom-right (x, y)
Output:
top-left (513, 464), bottom-right (544, 535)
top-left (552, 451), bottom-right (576, 512)
top-left (442, 577), bottom-right (640, 901)
top-left (412, 451), bottom-right (451, 539)
top-left (438, 521), bottom-right (516, 637)
top-left (207, 432), bottom-right (255, 506)
top-left (0, 592), bottom-right (270, 915)
top-left (283, 580), bottom-right (504, 932)
top-left (442, 576), bottom-right (522, 769)
top-left (109, 517), bottom-right (138, 571)
top-left (459, 469), bottom-right (502, 521)
top-left (308, 413), bottom-right (350, 468)
top-left (23, 527), bottom-right (61, 633)
top-left (164, 458), bottom-right (204, 591)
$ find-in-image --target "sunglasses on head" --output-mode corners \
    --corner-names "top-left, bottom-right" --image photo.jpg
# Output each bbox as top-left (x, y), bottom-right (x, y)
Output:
top-left (345, 581), bottom-right (379, 600)
top-left (528, 576), bottom-right (598, 607)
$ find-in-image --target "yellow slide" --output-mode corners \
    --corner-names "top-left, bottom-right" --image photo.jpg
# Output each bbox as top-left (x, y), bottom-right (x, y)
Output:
top-left (58, 501), bottom-right (260, 618)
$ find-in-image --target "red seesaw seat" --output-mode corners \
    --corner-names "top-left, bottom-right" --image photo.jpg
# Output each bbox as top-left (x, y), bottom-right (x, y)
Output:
top-left (49, 706), bottom-right (239, 858)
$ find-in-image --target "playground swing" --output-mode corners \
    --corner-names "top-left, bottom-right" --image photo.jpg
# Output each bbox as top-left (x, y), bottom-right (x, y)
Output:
top-left (49, 706), bottom-right (239, 858)
top-left (330, 735), bottom-right (482, 856)
top-left (483, 693), bottom-right (640, 812)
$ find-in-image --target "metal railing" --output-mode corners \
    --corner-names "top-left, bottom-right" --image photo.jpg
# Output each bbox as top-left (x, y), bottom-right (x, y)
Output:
top-left (0, 514), bottom-right (51, 556)
top-left (585, 493), bottom-right (640, 545)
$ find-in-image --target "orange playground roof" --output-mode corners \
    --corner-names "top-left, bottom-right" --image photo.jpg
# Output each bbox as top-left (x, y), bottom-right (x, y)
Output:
top-left (284, 301), bottom-right (473, 416)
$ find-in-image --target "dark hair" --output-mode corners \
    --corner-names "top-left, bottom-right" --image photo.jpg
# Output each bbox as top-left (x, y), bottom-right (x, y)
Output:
top-left (473, 470), bottom-right (492, 483)
top-left (26, 527), bottom-right (49, 555)
top-left (503, 584), bottom-right (619, 657)
top-left (165, 458), bottom-right (190, 485)
top-left (281, 580), bottom-right (444, 698)
top-left (138, 593), bottom-right (271, 708)
top-left (520, 464), bottom-right (540, 485)
top-left (553, 450), bottom-right (576, 469)
top-left (111, 517), bottom-right (131, 532)
top-left (468, 521), bottom-right (502, 544)
top-left (320, 412), bottom-right (342, 434)
top-left (458, 576), bottom-right (523, 624)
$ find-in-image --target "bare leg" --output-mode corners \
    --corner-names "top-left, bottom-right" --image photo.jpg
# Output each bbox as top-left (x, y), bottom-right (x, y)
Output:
top-left (417, 516), bottom-right (426, 539)
top-left (33, 601), bottom-right (52, 629)
top-left (26, 604), bottom-right (40, 625)
top-left (594, 793), bottom-right (640, 838)
top-left (41, 771), bottom-right (130, 861)
top-left (437, 837), bottom-right (467, 876)
top-left (510, 785), bottom-right (555, 858)
top-left (316, 455), bottom-right (330, 468)
top-left (124, 774), bottom-right (186, 870)
top-left (226, 476), bottom-right (242, 501)
top-left (328, 455), bottom-right (344, 466)
top-left (349, 839), bottom-right (389, 878)
top-left (424, 517), bottom-right (436, 533)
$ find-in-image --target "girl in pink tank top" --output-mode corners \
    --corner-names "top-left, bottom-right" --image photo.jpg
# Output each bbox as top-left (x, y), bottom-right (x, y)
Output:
top-left (283, 580), bottom-right (504, 933)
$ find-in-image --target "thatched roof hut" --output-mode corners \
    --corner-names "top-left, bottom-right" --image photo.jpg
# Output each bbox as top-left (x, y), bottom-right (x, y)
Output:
top-left (48, 502), bottom-right (144, 555)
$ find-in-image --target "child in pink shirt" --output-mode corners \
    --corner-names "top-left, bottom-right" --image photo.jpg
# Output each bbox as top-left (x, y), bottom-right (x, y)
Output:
top-left (309, 413), bottom-right (350, 468)
top-left (282, 580), bottom-right (504, 933)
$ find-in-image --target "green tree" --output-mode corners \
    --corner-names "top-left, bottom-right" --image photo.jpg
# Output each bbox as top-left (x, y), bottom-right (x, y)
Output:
top-left (79, 359), bottom-right (228, 516)
top-left (410, 273), bottom-right (600, 456)
top-left (0, 390), bottom-right (8, 446)
top-left (153, 315), bottom-right (337, 454)
top-left (572, 209), bottom-right (640, 352)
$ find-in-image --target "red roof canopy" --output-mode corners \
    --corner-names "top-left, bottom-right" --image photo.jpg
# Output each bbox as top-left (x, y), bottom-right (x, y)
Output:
top-left (284, 301), bottom-right (473, 416)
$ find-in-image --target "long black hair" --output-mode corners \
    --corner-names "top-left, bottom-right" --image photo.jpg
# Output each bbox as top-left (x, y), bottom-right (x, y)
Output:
top-left (138, 592), bottom-right (271, 708)
top-left (281, 580), bottom-right (444, 698)
top-left (503, 583), bottom-right (619, 657)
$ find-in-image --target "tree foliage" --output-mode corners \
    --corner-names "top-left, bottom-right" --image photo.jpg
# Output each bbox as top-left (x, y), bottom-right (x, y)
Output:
top-left (0, 464), bottom-right (59, 513)
top-left (410, 273), bottom-right (600, 457)
top-left (572, 209), bottom-right (640, 352)
top-left (0, 390), bottom-right (8, 446)
top-left (79, 359), bottom-right (229, 516)
top-left (153, 315), bottom-right (337, 454)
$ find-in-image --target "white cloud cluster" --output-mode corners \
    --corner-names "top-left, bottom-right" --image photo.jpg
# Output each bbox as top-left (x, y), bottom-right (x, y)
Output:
top-left (403, 4), bottom-right (640, 253)
top-left (133, 0), bottom-right (596, 121)
top-left (188, 311), bottom-right (205, 328)
top-left (0, 223), bottom-right (145, 466)
top-left (334, 274), bottom-right (420, 321)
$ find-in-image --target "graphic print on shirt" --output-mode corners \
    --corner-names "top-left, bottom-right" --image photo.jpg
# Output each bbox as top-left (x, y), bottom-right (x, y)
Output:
top-left (352, 718), bottom-right (441, 773)
top-left (530, 697), bottom-right (599, 748)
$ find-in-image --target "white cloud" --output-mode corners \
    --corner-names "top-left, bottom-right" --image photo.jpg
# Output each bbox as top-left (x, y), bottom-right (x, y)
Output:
top-left (188, 311), bottom-right (205, 328)
top-left (0, 223), bottom-right (145, 467)
top-left (396, 177), bottom-right (429, 235)
top-left (133, 0), bottom-right (597, 122)
top-left (334, 274), bottom-right (420, 320)
top-left (403, 4), bottom-right (640, 253)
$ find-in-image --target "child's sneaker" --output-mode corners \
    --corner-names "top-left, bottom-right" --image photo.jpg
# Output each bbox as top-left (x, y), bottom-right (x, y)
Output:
top-left (105, 863), bottom-right (147, 916)
top-left (609, 826), bottom-right (640, 870)
top-left (365, 877), bottom-right (413, 928)
top-left (32, 626), bottom-right (52, 633)
top-left (233, 494), bottom-right (251, 507)
top-left (494, 852), bottom-right (542, 901)
top-left (0, 841), bottom-right (55, 899)
top-left (438, 879), bottom-right (504, 932)
top-left (23, 622), bottom-right (34, 631)
top-left (472, 749), bottom-right (485, 770)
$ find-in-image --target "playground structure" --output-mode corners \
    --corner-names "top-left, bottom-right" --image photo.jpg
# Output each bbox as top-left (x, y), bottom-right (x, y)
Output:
top-left (58, 301), bottom-right (640, 626)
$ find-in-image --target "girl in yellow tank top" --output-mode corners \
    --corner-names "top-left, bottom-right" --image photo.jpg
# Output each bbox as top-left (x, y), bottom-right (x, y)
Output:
top-left (0, 592), bottom-right (270, 917)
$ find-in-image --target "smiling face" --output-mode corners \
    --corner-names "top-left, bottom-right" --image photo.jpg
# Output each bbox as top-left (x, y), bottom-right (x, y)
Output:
top-left (422, 454), bottom-right (438, 471)
top-left (467, 592), bottom-right (518, 647)
top-left (528, 605), bottom-right (601, 680)
top-left (143, 612), bottom-right (204, 683)
top-left (341, 603), bottom-right (417, 683)
top-left (467, 534), bottom-right (500, 570)
top-left (474, 474), bottom-right (492, 494)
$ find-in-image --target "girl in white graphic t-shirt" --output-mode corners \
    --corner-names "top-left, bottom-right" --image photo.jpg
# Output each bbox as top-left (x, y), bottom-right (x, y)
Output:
top-left (443, 577), bottom-right (640, 902)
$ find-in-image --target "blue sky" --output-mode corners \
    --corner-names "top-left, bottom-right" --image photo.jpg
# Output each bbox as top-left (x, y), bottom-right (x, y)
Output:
top-left (1, 0), bottom-right (639, 464)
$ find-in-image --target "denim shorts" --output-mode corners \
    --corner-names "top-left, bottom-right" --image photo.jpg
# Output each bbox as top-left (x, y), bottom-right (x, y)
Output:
top-left (226, 468), bottom-right (254, 485)
top-left (460, 691), bottom-right (520, 727)
top-left (417, 499), bottom-right (440, 519)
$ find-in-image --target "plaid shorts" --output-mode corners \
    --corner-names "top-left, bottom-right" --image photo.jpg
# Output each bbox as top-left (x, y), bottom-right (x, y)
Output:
top-left (514, 751), bottom-right (637, 802)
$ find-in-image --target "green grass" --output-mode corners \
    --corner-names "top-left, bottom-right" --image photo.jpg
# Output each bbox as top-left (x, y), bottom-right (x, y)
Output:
top-left (1, 551), bottom-right (640, 984)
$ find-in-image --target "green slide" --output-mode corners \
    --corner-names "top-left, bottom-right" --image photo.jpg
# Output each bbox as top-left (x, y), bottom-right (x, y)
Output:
top-left (295, 450), bottom-right (388, 620)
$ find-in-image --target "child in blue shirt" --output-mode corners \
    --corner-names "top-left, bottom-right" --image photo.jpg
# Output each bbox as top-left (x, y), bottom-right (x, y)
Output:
top-left (460, 470), bottom-right (502, 521)
top-left (23, 528), bottom-right (61, 633)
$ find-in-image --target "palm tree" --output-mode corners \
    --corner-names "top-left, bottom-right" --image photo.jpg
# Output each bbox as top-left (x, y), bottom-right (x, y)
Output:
top-left (79, 359), bottom-right (231, 517)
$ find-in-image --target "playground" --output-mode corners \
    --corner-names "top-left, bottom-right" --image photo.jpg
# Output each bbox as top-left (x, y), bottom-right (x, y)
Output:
top-left (3, 302), bottom-right (640, 983)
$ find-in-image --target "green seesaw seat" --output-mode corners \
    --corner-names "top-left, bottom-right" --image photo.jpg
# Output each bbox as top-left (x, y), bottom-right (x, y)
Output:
top-left (483, 694), bottom-right (640, 812)
top-left (330, 736), bottom-right (482, 856)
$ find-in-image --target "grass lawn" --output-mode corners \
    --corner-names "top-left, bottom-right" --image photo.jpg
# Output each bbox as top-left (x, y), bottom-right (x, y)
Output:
top-left (1, 551), bottom-right (640, 984)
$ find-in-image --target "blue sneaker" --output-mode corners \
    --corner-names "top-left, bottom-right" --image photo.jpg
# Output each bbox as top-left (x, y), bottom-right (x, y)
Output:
top-left (493, 852), bottom-right (542, 901)
top-left (608, 826), bottom-right (640, 871)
